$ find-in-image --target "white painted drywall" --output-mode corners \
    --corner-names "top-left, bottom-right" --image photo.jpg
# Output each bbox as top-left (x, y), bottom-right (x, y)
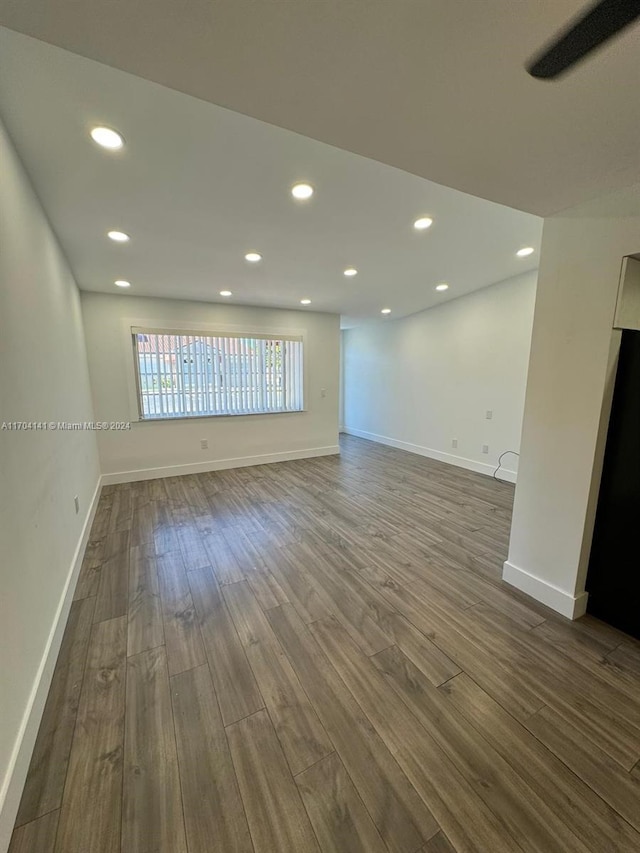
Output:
top-left (339, 335), bottom-right (345, 431)
top-left (0, 118), bottom-right (100, 847)
top-left (81, 293), bottom-right (340, 479)
top-left (342, 272), bottom-right (537, 480)
top-left (615, 256), bottom-right (640, 331)
top-left (504, 183), bottom-right (640, 619)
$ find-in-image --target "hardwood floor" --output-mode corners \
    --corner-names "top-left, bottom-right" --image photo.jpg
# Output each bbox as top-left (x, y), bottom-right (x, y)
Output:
top-left (11, 435), bottom-right (640, 852)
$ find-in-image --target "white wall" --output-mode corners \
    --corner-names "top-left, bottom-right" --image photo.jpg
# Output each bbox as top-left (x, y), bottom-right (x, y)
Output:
top-left (0, 119), bottom-right (100, 847)
top-left (81, 293), bottom-right (340, 480)
top-left (342, 271), bottom-right (537, 480)
top-left (339, 335), bottom-right (345, 431)
top-left (504, 183), bottom-right (640, 619)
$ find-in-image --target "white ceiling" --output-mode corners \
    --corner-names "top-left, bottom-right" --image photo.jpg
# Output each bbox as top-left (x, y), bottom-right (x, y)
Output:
top-left (0, 28), bottom-right (541, 327)
top-left (0, 0), bottom-right (638, 217)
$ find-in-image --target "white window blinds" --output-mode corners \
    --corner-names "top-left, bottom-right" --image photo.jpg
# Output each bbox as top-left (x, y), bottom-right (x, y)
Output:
top-left (132, 328), bottom-right (304, 420)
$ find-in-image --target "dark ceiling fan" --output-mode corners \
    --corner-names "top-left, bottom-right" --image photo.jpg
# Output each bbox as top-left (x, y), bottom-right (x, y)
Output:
top-left (527, 0), bottom-right (640, 79)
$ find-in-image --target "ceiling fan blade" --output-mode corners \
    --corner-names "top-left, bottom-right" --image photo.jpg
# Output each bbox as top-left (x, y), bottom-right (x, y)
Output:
top-left (528, 0), bottom-right (640, 79)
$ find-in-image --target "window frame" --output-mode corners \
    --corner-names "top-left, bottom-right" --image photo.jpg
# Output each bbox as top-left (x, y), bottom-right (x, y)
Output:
top-left (127, 322), bottom-right (307, 423)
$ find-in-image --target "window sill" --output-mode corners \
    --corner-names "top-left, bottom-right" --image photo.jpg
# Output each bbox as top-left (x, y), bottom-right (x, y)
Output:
top-left (134, 409), bottom-right (306, 424)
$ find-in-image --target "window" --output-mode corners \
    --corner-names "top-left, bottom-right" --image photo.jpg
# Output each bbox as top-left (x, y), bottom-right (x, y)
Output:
top-left (132, 328), bottom-right (303, 420)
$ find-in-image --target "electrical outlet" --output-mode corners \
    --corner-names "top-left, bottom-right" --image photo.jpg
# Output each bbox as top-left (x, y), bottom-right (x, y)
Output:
top-left (486, 410), bottom-right (493, 420)
top-left (482, 444), bottom-right (489, 454)
top-left (321, 388), bottom-right (327, 398)
top-left (74, 495), bottom-right (80, 514)
top-left (452, 438), bottom-right (458, 449)
top-left (200, 439), bottom-right (208, 450)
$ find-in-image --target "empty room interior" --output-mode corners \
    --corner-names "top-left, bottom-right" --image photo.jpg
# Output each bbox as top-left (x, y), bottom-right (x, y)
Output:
top-left (1, 3), bottom-right (640, 852)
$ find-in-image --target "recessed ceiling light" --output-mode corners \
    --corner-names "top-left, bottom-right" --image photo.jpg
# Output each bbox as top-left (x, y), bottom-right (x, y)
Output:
top-left (220, 290), bottom-right (232, 297)
top-left (90, 126), bottom-right (124, 150)
top-left (114, 280), bottom-right (130, 288)
top-left (435, 283), bottom-right (449, 291)
top-left (381, 308), bottom-right (391, 315)
top-left (413, 217), bottom-right (433, 231)
top-left (108, 230), bottom-right (129, 242)
top-left (300, 299), bottom-right (312, 305)
top-left (291, 182), bottom-right (314, 200)
top-left (516, 247), bottom-right (535, 257)
top-left (245, 252), bottom-right (262, 262)
top-left (344, 267), bottom-right (358, 277)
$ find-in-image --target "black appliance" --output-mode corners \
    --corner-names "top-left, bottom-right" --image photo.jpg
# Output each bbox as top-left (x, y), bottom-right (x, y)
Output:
top-left (587, 329), bottom-right (640, 637)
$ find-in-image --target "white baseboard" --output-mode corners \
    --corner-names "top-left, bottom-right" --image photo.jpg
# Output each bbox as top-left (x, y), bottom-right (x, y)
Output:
top-left (502, 560), bottom-right (588, 620)
top-left (101, 444), bottom-right (341, 485)
top-left (342, 427), bottom-right (517, 483)
top-left (0, 478), bottom-right (103, 852)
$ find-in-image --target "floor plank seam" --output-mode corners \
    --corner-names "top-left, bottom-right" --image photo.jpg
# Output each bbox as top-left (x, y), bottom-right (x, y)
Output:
top-left (164, 644), bottom-right (190, 853)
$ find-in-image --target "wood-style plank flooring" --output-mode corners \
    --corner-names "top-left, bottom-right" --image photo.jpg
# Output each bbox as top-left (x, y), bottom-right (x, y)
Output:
top-left (11, 435), bottom-right (640, 852)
